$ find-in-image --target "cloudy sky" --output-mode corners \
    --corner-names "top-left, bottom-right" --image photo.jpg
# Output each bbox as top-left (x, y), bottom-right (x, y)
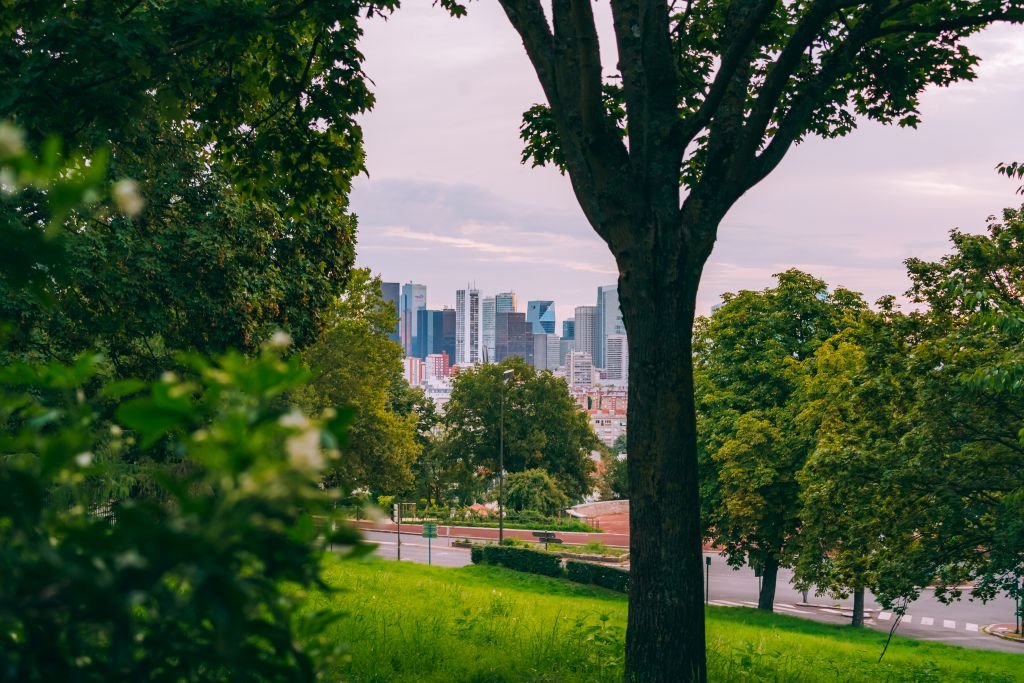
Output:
top-left (349, 4), bottom-right (1024, 322)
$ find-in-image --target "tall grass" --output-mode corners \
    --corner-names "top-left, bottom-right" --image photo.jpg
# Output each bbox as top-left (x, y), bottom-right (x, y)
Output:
top-left (302, 558), bottom-right (1021, 682)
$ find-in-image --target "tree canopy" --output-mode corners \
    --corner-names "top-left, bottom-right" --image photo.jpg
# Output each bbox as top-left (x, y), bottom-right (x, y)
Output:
top-left (441, 357), bottom-right (599, 504)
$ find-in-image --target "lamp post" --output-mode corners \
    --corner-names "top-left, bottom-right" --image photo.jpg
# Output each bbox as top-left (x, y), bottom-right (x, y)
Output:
top-left (499, 368), bottom-right (514, 544)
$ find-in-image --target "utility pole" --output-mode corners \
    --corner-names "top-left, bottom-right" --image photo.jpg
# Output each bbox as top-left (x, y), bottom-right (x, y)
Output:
top-left (499, 368), bottom-right (514, 544)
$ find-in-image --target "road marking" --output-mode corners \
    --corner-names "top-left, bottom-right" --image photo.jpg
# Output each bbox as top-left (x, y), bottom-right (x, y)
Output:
top-left (903, 615), bottom-right (913, 624)
top-left (819, 608), bottom-right (845, 615)
top-left (920, 617), bottom-right (934, 626)
top-left (943, 620), bottom-right (956, 629)
top-left (741, 601), bottom-right (759, 607)
top-left (965, 623), bottom-right (979, 632)
top-left (878, 612), bottom-right (892, 621)
top-left (776, 603), bottom-right (794, 608)
top-left (710, 600), bottom-right (744, 607)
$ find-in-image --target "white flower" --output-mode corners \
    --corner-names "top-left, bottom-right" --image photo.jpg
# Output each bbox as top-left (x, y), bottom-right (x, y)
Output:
top-left (75, 451), bottom-right (94, 467)
top-left (266, 330), bottom-right (293, 350)
top-left (160, 371), bottom-right (178, 383)
top-left (286, 428), bottom-right (324, 470)
top-left (112, 179), bottom-right (145, 217)
top-left (109, 424), bottom-right (123, 437)
top-left (0, 122), bottom-right (25, 159)
top-left (279, 409), bottom-right (311, 430)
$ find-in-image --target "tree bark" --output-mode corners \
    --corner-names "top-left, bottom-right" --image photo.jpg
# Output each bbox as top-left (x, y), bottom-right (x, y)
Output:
top-left (620, 233), bottom-right (709, 683)
top-left (852, 586), bottom-right (865, 627)
top-left (757, 556), bottom-right (779, 611)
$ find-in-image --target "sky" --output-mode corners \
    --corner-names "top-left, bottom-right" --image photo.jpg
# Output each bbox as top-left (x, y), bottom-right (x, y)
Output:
top-left (349, 4), bottom-right (1024, 323)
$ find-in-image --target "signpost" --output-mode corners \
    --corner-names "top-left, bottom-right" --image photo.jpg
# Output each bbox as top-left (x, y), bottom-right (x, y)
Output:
top-left (394, 504), bottom-right (401, 561)
top-left (705, 556), bottom-right (711, 604)
top-left (531, 530), bottom-right (563, 551)
top-left (422, 522), bottom-right (438, 565)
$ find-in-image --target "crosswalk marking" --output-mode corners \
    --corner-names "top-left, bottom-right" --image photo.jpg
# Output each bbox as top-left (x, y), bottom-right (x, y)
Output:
top-left (966, 623), bottom-right (979, 632)
top-left (903, 615), bottom-right (913, 624)
top-left (878, 612), bottom-right (892, 621)
top-left (741, 600), bottom-right (759, 607)
top-left (920, 617), bottom-right (934, 626)
top-left (943, 619), bottom-right (956, 629)
top-left (710, 600), bottom-right (744, 607)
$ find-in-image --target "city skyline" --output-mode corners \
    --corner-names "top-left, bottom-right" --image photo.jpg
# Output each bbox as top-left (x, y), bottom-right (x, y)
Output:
top-left (350, 5), bottom-right (1023, 317)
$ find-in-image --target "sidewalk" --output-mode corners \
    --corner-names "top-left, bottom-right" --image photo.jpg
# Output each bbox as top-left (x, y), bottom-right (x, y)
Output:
top-left (350, 519), bottom-right (630, 547)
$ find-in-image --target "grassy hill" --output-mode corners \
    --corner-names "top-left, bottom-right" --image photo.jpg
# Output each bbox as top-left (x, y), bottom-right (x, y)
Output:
top-left (301, 557), bottom-right (1021, 682)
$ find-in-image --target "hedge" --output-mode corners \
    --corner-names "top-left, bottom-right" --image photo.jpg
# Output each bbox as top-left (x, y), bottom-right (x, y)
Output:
top-left (565, 560), bottom-right (630, 593)
top-left (472, 544), bottom-right (564, 578)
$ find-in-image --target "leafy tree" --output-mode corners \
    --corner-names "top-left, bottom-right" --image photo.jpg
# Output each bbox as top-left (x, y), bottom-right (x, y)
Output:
top-left (997, 161), bottom-right (1024, 194)
top-left (792, 306), bottom-right (920, 626)
top-left (1, 0), bottom-right (399, 375)
top-left (896, 208), bottom-right (1024, 608)
top-left (504, 468), bottom-right (570, 515)
top-left (441, 357), bottom-right (599, 503)
top-left (611, 431), bottom-right (627, 455)
top-left (605, 453), bottom-right (630, 500)
top-left (294, 269), bottom-right (420, 495)
top-left (489, 1), bottom-right (1024, 677)
top-left (695, 269), bottom-right (864, 611)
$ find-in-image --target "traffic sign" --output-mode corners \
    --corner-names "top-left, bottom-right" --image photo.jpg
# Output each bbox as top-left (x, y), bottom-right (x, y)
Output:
top-left (422, 522), bottom-right (438, 539)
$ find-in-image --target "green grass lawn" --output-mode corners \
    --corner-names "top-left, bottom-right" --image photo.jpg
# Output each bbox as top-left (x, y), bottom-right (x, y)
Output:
top-left (303, 557), bottom-right (1021, 682)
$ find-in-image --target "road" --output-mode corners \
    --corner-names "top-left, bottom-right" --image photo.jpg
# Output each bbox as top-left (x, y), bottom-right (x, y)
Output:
top-left (360, 530), bottom-right (1022, 653)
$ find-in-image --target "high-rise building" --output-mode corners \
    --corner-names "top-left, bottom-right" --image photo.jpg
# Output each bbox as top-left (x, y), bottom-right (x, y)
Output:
top-left (495, 291), bottom-right (518, 314)
top-left (596, 284), bottom-right (626, 369)
top-left (495, 311), bottom-right (534, 365)
top-left (380, 281), bottom-right (400, 343)
top-left (455, 287), bottom-right (482, 365)
top-left (604, 334), bottom-right (628, 381)
top-left (562, 318), bottom-right (574, 341)
top-left (567, 351), bottom-right (594, 389)
top-left (526, 300), bottom-right (556, 334)
top-left (482, 296), bottom-right (496, 364)
top-left (440, 308), bottom-right (456, 363)
top-left (573, 305), bottom-right (598, 360)
top-left (559, 337), bottom-right (574, 367)
top-left (532, 334), bottom-right (562, 372)
top-left (403, 357), bottom-right (425, 385)
top-left (413, 309), bottom-right (447, 359)
top-left (400, 282), bottom-right (427, 356)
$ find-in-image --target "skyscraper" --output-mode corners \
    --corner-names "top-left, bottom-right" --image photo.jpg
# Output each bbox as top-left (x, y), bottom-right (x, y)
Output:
top-left (573, 305), bottom-right (598, 361)
top-left (495, 291), bottom-right (518, 314)
top-left (526, 300), bottom-right (556, 334)
top-left (400, 282), bottom-right (427, 356)
top-left (413, 309), bottom-right (447, 359)
top-left (596, 284), bottom-right (626, 369)
top-left (532, 333), bottom-right (562, 372)
top-left (455, 287), bottom-right (482, 365)
top-left (440, 308), bottom-right (456, 364)
top-left (604, 334), bottom-right (628, 381)
top-left (482, 296), bottom-right (496, 363)
top-left (494, 311), bottom-right (534, 365)
top-left (380, 281), bottom-right (400, 343)
top-left (562, 318), bottom-right (574, 341)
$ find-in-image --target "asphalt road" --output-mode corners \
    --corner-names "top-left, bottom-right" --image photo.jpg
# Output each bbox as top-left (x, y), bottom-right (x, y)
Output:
top-left (361, 530), bottom-right (1022, 654)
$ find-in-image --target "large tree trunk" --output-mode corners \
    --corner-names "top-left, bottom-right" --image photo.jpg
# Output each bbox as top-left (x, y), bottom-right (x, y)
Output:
top-left (757, 556), bottom-right (780, 611)
top-left (620, 239), bottom-right (709, 683)
top-left (851, 586), bottom-right (866, 627)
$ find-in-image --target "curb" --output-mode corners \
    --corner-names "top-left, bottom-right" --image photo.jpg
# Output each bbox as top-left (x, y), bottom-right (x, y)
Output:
top-left (981, 624), bottom-right (1024, 643)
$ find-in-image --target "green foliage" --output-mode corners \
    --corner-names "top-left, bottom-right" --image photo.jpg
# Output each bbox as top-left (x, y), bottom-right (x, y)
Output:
top-left (565, 561), bottom-right (630, 593)
top-left (695, 270), bottom-right (865, 589)
top-left (2, 0), bottom-right (398, 209)
top-left (997, 161), bottom-right (1023, 194)
top-left (503, 468), bottom-right (570, 516)
top-left (470, 545), bottom-right (484, 564)
top-left (441, 357), bottom-right (599, 503)
top-left (0, 346), bottom-right (366, 681)
top-left (476, 544), bottom-right (565, 578)
top-left (294, 269), bottom-right (420, 494)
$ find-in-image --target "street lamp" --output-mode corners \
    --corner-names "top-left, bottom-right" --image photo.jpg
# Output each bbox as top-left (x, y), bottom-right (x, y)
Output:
top-left (499, 368), bottom-right (514, 544)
